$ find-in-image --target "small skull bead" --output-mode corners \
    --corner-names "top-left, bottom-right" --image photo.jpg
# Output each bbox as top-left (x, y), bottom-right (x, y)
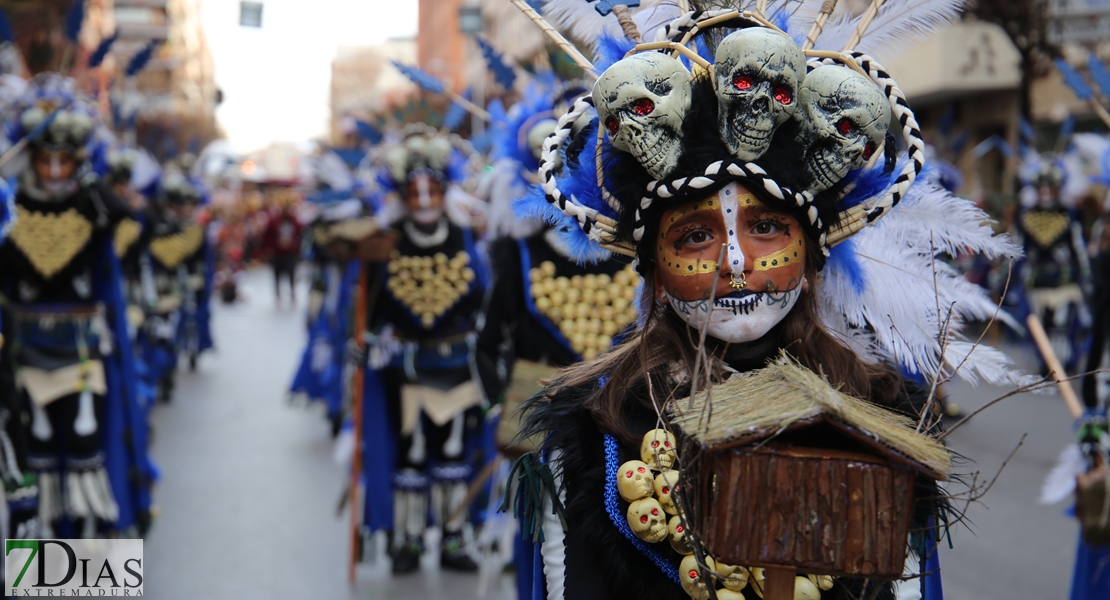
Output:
top-left (654, 470), bottom-right (681, 515)
top-left (617, 460), bottom-right (654, 502)
top-left (626, 497), bottom-right (668, 543)
top-left (679, 554), bottom-right (716, 600)
top-left (749, 568), bottom-right (766, 598)
top-left (809, 574), bottom-right (834, 591)
top-left (668, 514), bottom-right (691, 554)
top-left (794, 575), bottom-right (822, 600)
top-left (716, 563), bottom-right (750, 592)
top-left (640, 428), bottom-right (677, 470)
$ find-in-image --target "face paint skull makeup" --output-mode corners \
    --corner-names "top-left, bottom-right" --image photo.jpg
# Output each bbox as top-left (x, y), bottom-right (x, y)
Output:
top-left (654, 182), bottom-right (806, 344)
top-left (405, 173), bottom-right (445, 225)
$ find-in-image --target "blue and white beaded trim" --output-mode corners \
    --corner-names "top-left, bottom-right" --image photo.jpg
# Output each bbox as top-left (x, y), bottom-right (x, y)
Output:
top-left (603, 433), bottom-right (681, 585)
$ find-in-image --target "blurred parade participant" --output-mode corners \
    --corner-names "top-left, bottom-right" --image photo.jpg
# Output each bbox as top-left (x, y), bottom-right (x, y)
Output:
top-left (0, 73), bottom-right (153, 537)
top-left (262, 189), bottom-right (303, 305)
top-left (289, 149), bottom-right (373, 433)
top-left (1016, 158), bottom-right (1091, 373)
top-left (498, 4), bottom-right (1038, 599)
top-left (358, 129), bottom-right (487, 574)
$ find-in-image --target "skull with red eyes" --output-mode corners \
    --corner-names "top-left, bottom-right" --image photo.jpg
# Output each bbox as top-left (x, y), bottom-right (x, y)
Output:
top-left (593, 52), bottom-right (691, 180)
top-left (640, 428), bottom-right (677, 470)
top-left (714, 27), bottom-right (807, 162)
top-left (795, 65), bottom-right (891, 193)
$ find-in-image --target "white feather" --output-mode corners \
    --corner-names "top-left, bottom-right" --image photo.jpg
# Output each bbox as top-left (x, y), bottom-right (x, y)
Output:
top-left (1040, 444), bottom-right (1084, 505)
top-left (541, 0), bottom-right (684, 52)
top-left (810, 0), bottom-right (967, 63)
top-left (818, 178), bottom-right (1030, 386)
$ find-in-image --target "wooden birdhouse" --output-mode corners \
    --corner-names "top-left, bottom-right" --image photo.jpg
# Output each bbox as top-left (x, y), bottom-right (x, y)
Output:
top-left (671, 354), bottom-right (950, 581)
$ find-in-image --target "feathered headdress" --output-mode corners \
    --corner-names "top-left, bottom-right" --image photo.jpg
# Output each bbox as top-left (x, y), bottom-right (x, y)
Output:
top-left (514, 0), bottom-right (1031, 386)
top-left (4, 73), bottom-right (98, 155)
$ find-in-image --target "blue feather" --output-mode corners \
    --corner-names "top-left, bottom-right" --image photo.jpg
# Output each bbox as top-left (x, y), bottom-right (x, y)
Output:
top-left (88, 28), bottom-right (119, 68)
top-left (1089, 53), bottom-right (1110, 99)
top-left (1056, 58), bottom-right (1093, 101)
top-left (392, 61), bottom-right (444, 94)
top-left (838, 158), bottom-right (903, 211)
top-left (0, 9), bottom-right (14, 44)
top-left (949, 131), bottom-right (970, 156)
top-left (825, 237), bottom-right (865, 295)
top-left (1019, 118), bottom-right (1036, 145)
top-left (1060, 114), bottom-right (1076, 141)
top-left (492, 78), bottom-right (554, 167)
top-left (126, 40), bottom-right (160, 77)
top-left (443, 89), bottom-right (469, 132)
top-left (477, 38), bottom-right (516, 89)
top-left (64, 0), bottom-right (85, 43)
top-left (355, 120), bottom-right (382, 144)
top-left (972, 134), bottom-right (1002, 160)
top-left (594, 34), bottom-right (637, 73)
top-left (513, 187), bottom-right (610, 264)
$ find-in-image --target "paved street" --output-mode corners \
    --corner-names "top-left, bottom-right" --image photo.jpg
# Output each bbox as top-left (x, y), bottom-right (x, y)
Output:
top-left (144, 268), bottom-right (1082, 599)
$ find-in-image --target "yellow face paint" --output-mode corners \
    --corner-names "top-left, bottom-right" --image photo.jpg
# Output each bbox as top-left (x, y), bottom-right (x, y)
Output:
top-left (753, 238), bottom-right (804, 272)
top-left (658, 198), bottom-right (721, 276)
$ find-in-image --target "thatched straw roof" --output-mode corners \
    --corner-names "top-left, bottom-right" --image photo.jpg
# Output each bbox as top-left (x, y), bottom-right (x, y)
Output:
top-left (670, 353), bottom-right (951, 479)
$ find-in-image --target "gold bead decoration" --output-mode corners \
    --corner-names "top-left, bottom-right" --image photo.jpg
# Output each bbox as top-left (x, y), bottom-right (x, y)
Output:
top-left (387, 250), bottom-right (473, 329)
top-left (526, 264), bottom-right (642, 358)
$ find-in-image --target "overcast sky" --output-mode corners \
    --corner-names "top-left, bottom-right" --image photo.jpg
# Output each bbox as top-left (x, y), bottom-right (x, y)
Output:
top-left (200, 0), bottom-right (418, 153)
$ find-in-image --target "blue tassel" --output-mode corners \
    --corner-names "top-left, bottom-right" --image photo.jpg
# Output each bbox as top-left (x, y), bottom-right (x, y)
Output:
top-left (477, 38), bottom-right (516, 89)
top-left (1057, 58), bottom-right (1094, 101)
top-left (126, 40), bottom-right (161, 77)
top-left (0, 8), bottom-right (14, 44)
top-left (392, 61), bottom-right (445, 94)
top-left (88, 29), bottom-right (119, 68)
top-left (825, 237), bottom-right (866, 295)
top-left (64, 0), bottom-right (85, 43)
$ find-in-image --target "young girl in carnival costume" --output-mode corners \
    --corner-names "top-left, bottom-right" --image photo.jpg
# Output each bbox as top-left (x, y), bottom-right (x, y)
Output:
top-left (504, 2), bottom-right (1035, 598)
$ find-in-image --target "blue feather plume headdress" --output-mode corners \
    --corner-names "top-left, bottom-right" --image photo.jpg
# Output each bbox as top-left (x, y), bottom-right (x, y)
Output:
top-left (4, 73), bottom-right (98, 156)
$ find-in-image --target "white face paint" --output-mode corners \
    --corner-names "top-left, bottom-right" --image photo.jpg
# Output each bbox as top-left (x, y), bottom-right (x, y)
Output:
top-left (416, 175), bottom-right (432, 208)
top-left (665, 282), bottom-right (803, 343)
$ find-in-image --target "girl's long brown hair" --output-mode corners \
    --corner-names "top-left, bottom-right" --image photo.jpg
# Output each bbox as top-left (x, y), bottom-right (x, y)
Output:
top-left (544, 239), bottom-right (906, 444)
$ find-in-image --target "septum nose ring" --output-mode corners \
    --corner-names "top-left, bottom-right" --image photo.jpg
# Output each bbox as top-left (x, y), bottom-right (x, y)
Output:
top-left (729, 271), bottom-right (747, 290)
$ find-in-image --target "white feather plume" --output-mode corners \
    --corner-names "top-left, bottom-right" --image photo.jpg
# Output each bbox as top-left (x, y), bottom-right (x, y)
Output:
top-left (818, 177), bottom-right (1031, 387)
top-left (809, 0), bottom-right (967, 63)
top-left (1040, 443), bottom-right (1084, 505)
top-left (540, 0), bottom-right (684, 52)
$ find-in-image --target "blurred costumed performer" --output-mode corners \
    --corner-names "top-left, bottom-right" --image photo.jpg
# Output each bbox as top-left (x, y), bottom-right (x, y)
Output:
top-left (0, 73), bottom-right (153, 537)
top-left (358, 127), bottom-right (488, 574)
top-left (503, 1), bottom-right (1036, 598)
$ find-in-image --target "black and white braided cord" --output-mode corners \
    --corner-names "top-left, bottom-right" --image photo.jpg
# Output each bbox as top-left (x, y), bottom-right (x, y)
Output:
top-left (636, 160), bottom-right (826, 250)
top-left (809, 52), bottom-right (925, 232)
top-left (536, 94), bottom-right (620, 246)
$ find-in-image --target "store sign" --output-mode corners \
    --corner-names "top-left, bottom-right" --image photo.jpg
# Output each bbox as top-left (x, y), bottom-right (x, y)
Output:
top-left (1049, 0), bottom-right (1110, 44)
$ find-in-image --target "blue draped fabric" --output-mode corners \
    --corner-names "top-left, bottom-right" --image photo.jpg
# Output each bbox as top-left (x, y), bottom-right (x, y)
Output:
top-left (290, 260), bottom-right (360, 418)
top-left (196, 239), bottom-right (216, 352)
top-left (360, 365), bottom-right (397, 532)
top-left (93, 235), bottom-right (154, 531)
top-left (1069, 535), bottom-right (1110, 599)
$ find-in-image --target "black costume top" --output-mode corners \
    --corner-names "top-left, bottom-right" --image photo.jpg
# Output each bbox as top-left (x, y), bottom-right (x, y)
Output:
top-left (475, 230), bottom-right (633, 403)
top-left (0, 177), bottom-right (129, 306)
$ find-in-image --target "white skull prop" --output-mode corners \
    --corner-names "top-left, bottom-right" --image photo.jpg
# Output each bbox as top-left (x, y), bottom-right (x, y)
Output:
top-left (626, 497), bottom-right (668, 543)
top-left (654, 470), bottom-right (680, 515)
top-left (679, 554), bottom-right (716, 600)
top-left (714, 28), bottom-right (807, 161)
top-left (593, 53), bottom-right (691, 180)
top-left (716, 590), bottom-right (746, 600)
top-left (716, 563), bottom-right (750, 592)
top-left (795, 65), bottom-right (891, 192)
top-left (526, 119), bottom-right (557, 161)
top-left (617, 460), bottom-right (654, 502)
top-left (668, 515), bottom-right (691, 554)
top-left (640, 428), bottom-right (677, 470)
top-left (794, 576), bottom-right (822, 600)
top-left (749, 567), bottom-right (766, 597)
